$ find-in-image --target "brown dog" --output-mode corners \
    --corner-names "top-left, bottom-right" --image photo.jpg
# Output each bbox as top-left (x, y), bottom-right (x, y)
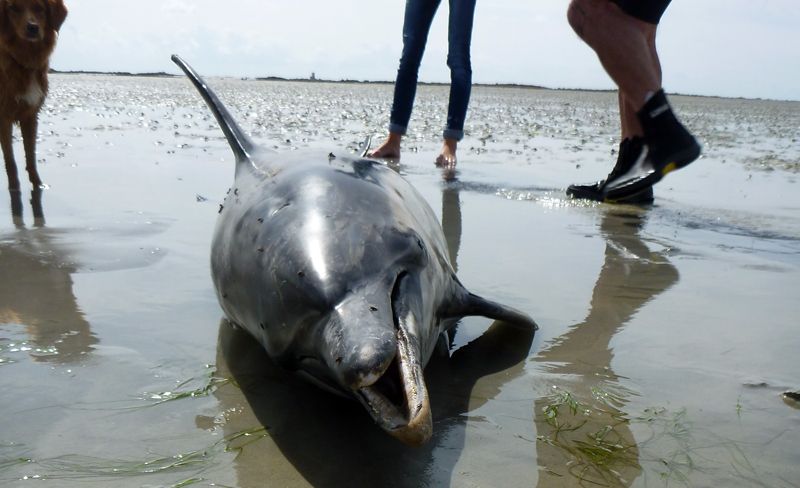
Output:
top-left (0, 0), bottom-right (67, 190)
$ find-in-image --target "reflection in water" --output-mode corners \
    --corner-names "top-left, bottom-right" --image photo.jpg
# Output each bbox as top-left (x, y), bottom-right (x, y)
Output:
top-left (441, 183), bottom-right (462, 273)
top-left (214, 315), bottom-right (535, 487)
top-left (535, 210), bottom-right (679, 487)
top-left (1, 190), bottom-right (97, 363)
top-left (441, 182), bottom-right (463, 351)
top-left (208, 179), bottom-right (536, 486)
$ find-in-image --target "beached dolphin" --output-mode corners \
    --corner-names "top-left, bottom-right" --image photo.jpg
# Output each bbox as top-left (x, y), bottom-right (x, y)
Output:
top-left (171, 55), bottom-right (537, 446)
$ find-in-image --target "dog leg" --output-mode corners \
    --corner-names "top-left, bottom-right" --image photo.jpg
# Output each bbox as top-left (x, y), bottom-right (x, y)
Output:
top-left (10, 189), bottom-right (24, 227)
top-left (20, 116), bottom-right (43, 189)
top-left (1, 121), bottom-right (21, 191)
top-left (31, 188), bottom-right (45, 226)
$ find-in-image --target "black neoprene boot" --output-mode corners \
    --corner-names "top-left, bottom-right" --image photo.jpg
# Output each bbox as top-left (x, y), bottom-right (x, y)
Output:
top-left (567, 137), bottom-right (654, 204)
top-left (603, 89), bottom-right (701, 200)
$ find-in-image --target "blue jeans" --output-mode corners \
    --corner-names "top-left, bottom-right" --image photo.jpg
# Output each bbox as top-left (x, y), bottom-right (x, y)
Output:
top-left (388, 0), bottom-right (476, 141)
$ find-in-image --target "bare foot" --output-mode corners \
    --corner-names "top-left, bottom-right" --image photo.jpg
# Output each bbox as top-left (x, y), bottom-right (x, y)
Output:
top-left (368, 132), bottom-right (402, 159)
top-left (434, 138), bottom-right (457, 169)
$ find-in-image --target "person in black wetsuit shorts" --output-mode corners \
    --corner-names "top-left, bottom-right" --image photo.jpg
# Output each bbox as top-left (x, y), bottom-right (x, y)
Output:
top-left (565, 0), bottom-right (701, 203)
top-left (611, 0), bottom-right (671, 25)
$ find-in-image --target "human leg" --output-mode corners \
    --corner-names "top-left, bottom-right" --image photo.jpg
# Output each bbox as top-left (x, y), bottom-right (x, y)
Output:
top-left (619, 26), bottom-right (660, 140)
top-left (371, 0), bottom-right (441, 158)
top-left (443, 0), bottom-right (475, 142)
top-left (567, 0), bottom-right (660, 109)
top-left (434, 0), bottom-right (476, 168)
top-left (581, 23), bottom-right (657, 202)
top-left (566, 0), bottom-right (699, 201)
top-left (566, 6), bottom-right (657, 203)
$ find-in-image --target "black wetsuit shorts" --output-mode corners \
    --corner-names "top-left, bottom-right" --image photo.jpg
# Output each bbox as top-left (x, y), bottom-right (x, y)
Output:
top-left (611, 0), bottom-right (672, 25)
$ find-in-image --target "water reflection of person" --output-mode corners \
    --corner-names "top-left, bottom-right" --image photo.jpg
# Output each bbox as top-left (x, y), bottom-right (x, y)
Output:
top-left (441, 182), bottom-right (462, 273)
top-left (534, 209), bottom-right (678, 487)
top-left (209, 177), bottom-right (536, 487)
top-left (1, 190), bottom-right (97, 363)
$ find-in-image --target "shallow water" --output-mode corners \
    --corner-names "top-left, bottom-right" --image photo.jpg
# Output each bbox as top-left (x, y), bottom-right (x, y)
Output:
top-left (1, 74), bottom-right (798, 487)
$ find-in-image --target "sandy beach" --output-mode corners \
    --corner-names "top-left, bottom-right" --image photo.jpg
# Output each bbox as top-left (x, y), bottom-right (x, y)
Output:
top-left (1, 73), bottom-right (798, 487)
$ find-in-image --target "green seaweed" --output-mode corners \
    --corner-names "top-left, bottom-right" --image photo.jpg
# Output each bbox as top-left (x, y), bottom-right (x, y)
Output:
top-left (0, 456), bottom-right (32, 471)
top-left (0, 442), bottom-right (33, 472)
top-left (537, 387), bottom-right (639, 486)
top-left (140, 365), bottom-right (232, 407)
top-left (536, 386), bottom-right (778, 487)
top-left (0, 427), bottom-right (267, 485)
top-left (169, 477), bottom-right (203, 487)
top-left (542, 389), bottom-right (583, 430)
top-left (0, 364), bottom-right (265, 487)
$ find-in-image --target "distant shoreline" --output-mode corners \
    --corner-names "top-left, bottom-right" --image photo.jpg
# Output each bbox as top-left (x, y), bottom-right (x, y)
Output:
top-left (49, 69), bottom-right (549, 89)
top-left (48, 69), bottom-right (790, 102)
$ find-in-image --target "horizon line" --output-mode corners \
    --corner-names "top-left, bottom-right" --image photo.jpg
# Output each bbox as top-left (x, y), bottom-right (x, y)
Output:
top-left (48, 69), bottom-right (800, 103)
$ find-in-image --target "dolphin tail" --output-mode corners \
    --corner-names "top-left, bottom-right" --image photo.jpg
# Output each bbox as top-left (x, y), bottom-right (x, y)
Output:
top-left (171, 55), bottom-right (255, 163)
top-left (455, 292), bottom-right (539, 331)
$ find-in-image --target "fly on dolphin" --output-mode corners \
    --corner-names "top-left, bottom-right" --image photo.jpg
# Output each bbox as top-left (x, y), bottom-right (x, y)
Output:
top-left (171, 55), bottom-right (537, 445)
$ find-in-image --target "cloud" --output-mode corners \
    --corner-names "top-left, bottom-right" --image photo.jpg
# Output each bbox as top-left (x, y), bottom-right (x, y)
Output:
top-left (163, 0), bottom-right (195, 15)
top-left (49, 0), bottom-right (800, 100)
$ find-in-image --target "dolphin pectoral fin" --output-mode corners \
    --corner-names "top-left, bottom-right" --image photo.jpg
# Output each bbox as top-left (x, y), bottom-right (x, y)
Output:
top-left (171, 55), bottom-right (256, 164)
top-left (437, 294), bottom-right (537, 402)
top-left (455, 292), bottom-right (538, 331)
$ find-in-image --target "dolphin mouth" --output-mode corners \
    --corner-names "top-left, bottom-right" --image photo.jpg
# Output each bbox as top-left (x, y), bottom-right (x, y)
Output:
top-left (355, 274), bottom-right (432, 446)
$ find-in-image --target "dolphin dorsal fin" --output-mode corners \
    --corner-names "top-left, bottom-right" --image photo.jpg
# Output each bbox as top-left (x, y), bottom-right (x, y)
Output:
top-left (171, 55), bottom-right (255, 164)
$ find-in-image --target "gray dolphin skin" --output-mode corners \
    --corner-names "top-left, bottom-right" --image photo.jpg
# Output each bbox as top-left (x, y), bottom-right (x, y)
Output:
top-left (171, 55), bottom-right (537, 446)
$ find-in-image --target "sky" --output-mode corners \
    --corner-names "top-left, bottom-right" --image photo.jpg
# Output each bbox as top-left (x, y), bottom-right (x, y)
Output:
top-left (52, 0), bottom-right (800, 101)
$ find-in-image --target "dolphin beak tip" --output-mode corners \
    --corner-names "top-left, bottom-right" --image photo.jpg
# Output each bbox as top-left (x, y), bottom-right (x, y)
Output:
top-left (390, 414), bottom-right (433, 446)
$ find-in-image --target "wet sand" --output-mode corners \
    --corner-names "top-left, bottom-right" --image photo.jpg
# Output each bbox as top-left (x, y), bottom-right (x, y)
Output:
top-left (1, 74), bottom-right (798, 487)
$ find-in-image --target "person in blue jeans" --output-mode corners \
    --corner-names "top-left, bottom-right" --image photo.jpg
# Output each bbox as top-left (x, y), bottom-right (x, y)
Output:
top-left (369, 0), bottom-right (477, 172)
